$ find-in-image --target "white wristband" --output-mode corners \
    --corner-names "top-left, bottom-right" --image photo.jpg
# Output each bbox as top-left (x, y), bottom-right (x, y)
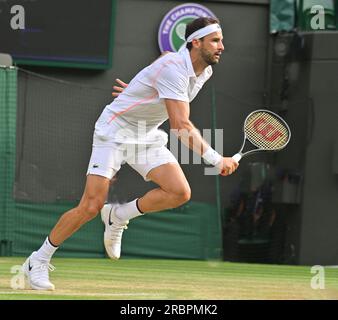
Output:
top-left (202, 146), bottom-right (222, 166)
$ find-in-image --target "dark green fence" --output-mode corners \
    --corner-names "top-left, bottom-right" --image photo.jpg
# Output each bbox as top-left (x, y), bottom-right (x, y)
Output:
top-left (0, 67), bottom-right (17, 256)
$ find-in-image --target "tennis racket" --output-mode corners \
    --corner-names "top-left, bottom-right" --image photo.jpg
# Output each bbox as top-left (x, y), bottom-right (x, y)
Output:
top-left (232, 109), bottom-right (291, 162)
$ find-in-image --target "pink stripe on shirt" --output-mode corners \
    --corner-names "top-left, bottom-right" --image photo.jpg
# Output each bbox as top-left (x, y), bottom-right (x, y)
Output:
top-left (107, 58), bottom-right (184, 124)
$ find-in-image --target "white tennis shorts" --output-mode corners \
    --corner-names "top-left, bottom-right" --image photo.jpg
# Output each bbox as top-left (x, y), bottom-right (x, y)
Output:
top-left (86, 132), bottom-right (178, 181)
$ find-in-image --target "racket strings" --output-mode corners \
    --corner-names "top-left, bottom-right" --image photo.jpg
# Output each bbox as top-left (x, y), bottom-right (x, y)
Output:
top-left (245, 112), bottom-right (289, 150)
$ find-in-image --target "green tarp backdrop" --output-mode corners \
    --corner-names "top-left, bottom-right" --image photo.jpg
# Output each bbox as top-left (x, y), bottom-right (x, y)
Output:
top-left (0, 67), bottom-right (17, 256)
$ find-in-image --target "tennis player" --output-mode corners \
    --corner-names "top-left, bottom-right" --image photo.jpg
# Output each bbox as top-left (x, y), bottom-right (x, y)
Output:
top-left (22, 17), bottom-right (239, 290)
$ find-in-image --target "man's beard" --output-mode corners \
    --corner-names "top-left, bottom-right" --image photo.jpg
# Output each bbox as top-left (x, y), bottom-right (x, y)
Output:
top-left (200, 47), bottom-right (219, 65)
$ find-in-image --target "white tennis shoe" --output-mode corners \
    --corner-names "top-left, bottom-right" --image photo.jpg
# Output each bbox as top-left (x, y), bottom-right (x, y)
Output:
top-left (101, 203), bottom-right (129, 260)
top-left (22, 251), bottom-right (55, 290)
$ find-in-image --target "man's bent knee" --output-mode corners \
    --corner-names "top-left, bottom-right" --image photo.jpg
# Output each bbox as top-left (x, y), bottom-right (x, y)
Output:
top-left (170, 187), bottom-right (191, 207)
top-left (78, 198), bottom-right (105, 220)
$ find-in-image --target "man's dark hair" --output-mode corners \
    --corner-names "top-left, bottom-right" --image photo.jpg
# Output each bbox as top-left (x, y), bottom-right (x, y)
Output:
top-left (185, 17), bottom-right (220, 51)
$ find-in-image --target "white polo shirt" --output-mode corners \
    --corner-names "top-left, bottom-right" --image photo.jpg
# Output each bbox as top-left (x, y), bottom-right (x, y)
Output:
top-left (95, 48), bottom-right (213, 144)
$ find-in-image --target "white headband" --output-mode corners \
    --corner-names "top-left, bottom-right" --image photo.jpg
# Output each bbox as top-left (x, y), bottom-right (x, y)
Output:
top-left (178, 23), bottom-right (222, 52)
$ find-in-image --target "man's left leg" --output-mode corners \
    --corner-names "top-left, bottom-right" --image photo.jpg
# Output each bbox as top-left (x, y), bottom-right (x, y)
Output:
top-left (101, 160), bottom-right (191, 259)
top-left (138, 162), bottom-right (191, 212)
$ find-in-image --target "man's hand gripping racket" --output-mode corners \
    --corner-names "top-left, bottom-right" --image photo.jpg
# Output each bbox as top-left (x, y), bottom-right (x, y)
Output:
top-left (232, 109), bottom-right (291, 163)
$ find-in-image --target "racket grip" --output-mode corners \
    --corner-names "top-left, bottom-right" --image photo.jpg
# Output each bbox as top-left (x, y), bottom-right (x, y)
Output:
top-left (232, 153), bottom-right (242, 163)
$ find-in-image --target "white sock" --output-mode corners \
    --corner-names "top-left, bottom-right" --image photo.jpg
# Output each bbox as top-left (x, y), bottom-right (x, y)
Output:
top-left (115, 199), bottom-right (143, 222)
top-left (34, 237), bottom-right (58, 262)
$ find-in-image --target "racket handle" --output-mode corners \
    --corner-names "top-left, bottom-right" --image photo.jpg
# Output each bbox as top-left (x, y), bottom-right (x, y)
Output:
top-left (232, 153), bottom-right (242, 163)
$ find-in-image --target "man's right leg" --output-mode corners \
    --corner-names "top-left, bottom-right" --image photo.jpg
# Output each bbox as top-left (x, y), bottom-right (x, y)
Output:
top-left (22, 175), bottom-right (110, 290)
top-left (49, 175), bottom-right (110, 246)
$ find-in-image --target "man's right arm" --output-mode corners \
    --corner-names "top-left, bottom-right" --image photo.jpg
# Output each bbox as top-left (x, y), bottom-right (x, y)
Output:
top-left (165, 98), bottom-right (239, 176)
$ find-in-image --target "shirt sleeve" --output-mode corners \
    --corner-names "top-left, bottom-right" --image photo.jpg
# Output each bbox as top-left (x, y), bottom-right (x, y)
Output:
top-left (153, 61), bottom-right (189, 102)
